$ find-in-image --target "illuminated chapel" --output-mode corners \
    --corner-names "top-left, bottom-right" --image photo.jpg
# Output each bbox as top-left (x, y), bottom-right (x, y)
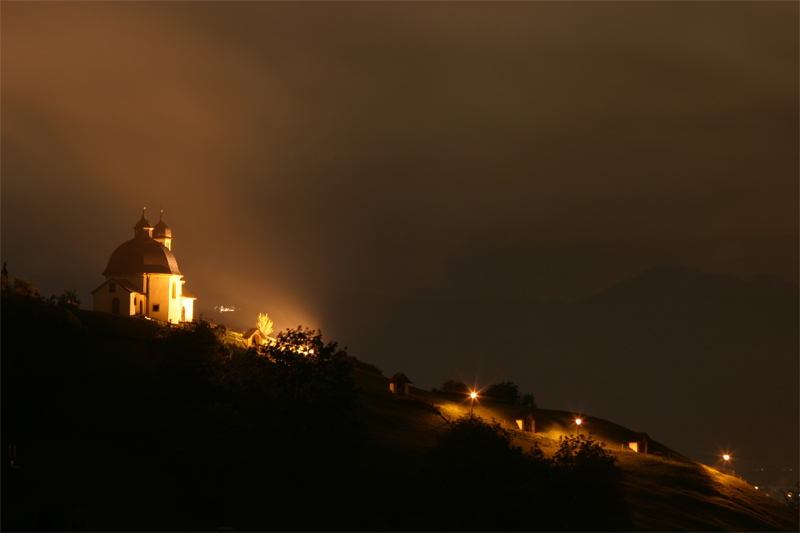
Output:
top-left (92, 209), bottom-right (196, 323)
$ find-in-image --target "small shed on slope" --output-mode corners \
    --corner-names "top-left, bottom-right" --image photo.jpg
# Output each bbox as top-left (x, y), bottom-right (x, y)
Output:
top-left (629, 432), bottom-right (650, 453)
top-left (389, 373), bottom-right (412, 398)
top-left (243, 327), bottom-right (266, 349)
top-left (514, 411), bottom-right (536, 433)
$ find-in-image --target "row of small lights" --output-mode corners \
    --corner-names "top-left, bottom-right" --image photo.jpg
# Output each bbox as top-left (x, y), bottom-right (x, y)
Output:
top-left (464, 390), bottom-right (760, 486)
top-left (467, 388), bottom-right (799, 498)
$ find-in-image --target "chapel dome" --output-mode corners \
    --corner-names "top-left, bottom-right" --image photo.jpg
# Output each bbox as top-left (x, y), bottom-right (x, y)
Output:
top-left (103, 232), bottom-right (182, 276)
top-left (153, 210), bottom-right (172, 239)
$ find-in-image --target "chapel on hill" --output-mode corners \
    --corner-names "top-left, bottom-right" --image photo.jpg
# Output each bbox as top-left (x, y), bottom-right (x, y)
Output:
top-left (92, 209), bottom-right (196, 323)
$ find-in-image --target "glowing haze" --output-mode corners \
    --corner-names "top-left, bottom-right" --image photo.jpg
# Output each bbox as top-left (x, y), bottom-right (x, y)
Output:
top-left (2, 3), bottom-right (797, 473)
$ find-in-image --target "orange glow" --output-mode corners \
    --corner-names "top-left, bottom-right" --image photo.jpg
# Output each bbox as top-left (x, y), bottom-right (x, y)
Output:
top-left (723, 454), bottom-right (730, 461)
top-left (470, 392), bottom-right (477, 399)
top-left (575, 418), bottom-right (582, 425)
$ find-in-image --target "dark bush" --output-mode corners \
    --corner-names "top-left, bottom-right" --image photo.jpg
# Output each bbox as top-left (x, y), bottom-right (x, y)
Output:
top-left (521, 392), bottom-right (537, 408)
top-left (548, 434), bottom-right (629, 531)
top-left (429, 414), bottom-right (557, 531)
top-left (440, 378), bottom-right (469, 394)
top-left (484, 380), bottom-right (520, 405)
top-left (428, 415), bottom-right (628, 532)
top-left (347, 355), bottom-right (383, 375)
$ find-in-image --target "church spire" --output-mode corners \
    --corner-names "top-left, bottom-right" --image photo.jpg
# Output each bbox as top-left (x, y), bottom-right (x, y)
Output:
top-left (153, 208), bottom-right (173, 250)
top-left (133, 207), bottom-right (154, 238)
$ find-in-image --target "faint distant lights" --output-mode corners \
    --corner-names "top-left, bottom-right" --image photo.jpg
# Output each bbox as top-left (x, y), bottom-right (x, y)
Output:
top-left (214, 305), bottom-right (239, 313)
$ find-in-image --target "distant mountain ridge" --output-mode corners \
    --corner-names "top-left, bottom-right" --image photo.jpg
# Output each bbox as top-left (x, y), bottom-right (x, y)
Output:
top-left (326, 264), bottom-right (799, 475)
top-left (571, 264), bottom-right (798, 339)
top-left (581, 264), bottom-right (797, 314)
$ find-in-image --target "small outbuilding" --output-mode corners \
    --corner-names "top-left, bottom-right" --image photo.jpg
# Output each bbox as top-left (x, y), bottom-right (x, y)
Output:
top-left (389, 373), bottom-right (412, 398)
top-left (242, 327), bottom-right (267, 349)
top-left (514, 411), bottom-right (536, 433)
top-left (628, 432), bottom-right (650, 453)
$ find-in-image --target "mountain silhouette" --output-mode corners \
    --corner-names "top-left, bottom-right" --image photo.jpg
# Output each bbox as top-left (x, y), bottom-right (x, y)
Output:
top-left (328, 264), bottom-right (798, 473)
top-left (551, 265), bottom-right (798, 470)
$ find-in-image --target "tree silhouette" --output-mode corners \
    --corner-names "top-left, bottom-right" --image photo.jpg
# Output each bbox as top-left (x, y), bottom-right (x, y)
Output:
top-left (57, 289), bottom-right (80, 309)
top-left (440, 378), bottom-right (469, 394)
top-left (549, 434), bottom-right (628, 531)
top-left (11, 277), bottom-right (40, 298)
top-left (484, 380), bottom-right (520, 405)
top-left (521, 392), bottom-right (537, 408)
top-left (430, 414), bottom-right (558, 531)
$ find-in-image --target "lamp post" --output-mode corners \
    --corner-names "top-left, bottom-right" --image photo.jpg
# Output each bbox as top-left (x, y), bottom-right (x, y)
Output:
top-left (575, 418), bottom-right (582, 437)
top-left (470, 392), bottom-right (477, 415)
top-left (723, 454), bottom-right (733, 476)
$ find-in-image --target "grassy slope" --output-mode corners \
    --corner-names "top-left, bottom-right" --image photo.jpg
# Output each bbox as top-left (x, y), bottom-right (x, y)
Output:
top-left (27, 311), bottom-right (795, 531)
top-left (354, 369), bottom-right (799, 532)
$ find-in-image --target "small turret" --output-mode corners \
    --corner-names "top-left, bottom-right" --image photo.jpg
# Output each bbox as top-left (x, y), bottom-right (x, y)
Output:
top-left (152, 209), bottom-right (173, 250)
top-left (133, 207), bottom-right (154, 238)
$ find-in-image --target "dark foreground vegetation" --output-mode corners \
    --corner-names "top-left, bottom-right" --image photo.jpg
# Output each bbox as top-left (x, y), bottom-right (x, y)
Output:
top-left (3, 279), bottom-right (796, 531)
top-left (2, 285), bottom-right (629, 531)
top-left (430, 416), bottom-right (626, 531)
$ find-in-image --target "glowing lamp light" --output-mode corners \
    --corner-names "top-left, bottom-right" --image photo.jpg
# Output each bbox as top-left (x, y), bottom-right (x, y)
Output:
top-left (723, 454), bottom-right (730, 461)
top-left (468, 391), bottom-right (478, 415)
top-left (575, 419), bottom-right (582, 425)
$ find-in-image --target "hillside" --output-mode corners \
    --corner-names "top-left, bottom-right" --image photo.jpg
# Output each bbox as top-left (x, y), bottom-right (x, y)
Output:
top-left (322, 265), bottom-right (799, 474)
top-left (353, 369), bottom-right (799, 532)
top-left (2, 296), bottom-right (797, 531)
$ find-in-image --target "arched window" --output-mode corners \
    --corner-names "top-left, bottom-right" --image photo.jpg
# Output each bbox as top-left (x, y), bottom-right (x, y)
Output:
top-left (181, 306), bottom-right (186, 321)
top-left (111, 298), bottom-right (120, 315)
top-left (172, 281), bottom-right (177, 299)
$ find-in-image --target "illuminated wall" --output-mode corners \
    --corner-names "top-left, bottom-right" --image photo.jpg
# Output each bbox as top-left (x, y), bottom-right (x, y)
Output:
top-left (181, 293), bottom-right (194, 322)
top-left (91, 279), bottom-right (141, 316)
top-left (146, 274), bottom-right (185, 323)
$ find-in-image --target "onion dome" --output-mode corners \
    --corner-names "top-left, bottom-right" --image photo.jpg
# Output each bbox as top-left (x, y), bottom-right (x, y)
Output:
top-left (102, 232), bottom-right (182, 276)
top-left (133, 207), bottom-right (154, 237)
top-left (153, 209), bottom-right (172, 240)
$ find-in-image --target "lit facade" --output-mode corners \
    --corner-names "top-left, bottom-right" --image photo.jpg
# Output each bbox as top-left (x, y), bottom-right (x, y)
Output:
top-left (92, 209), bottom-right (196, 323)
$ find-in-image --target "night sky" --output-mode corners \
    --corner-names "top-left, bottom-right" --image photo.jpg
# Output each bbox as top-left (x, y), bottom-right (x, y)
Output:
top-left (2, 3), bottom-right (797, 475)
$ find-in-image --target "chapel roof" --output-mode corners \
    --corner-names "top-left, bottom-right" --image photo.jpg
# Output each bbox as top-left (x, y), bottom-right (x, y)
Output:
top-left (153, 210), bottom-right (172, 239)
top-left (243, 327), bottom-right (264, 339)
top-left (133, 208), bottom-right (153, 232)
top-left (90, 277), bottom-right (143, 295)
top-left (103, 232), bottom-right (182, 276)
top-left (181, 287), bottom-right (197, 299)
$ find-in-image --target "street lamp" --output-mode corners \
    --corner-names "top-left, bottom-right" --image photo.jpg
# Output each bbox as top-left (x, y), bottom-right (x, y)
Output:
top-left (722, 454), bottom-right (733, 476)
top-left (470, 392), bottom-right (477, 415)
top-left (575, 418), bottom-right (582, 437)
